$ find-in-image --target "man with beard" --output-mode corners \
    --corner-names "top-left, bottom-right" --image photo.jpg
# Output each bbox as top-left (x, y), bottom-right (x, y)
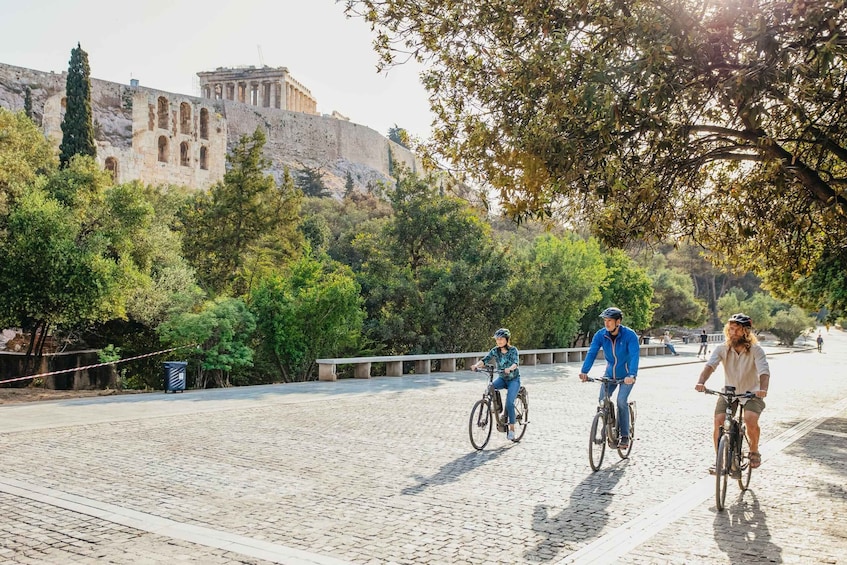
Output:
top-left (695, 313), bottom-right (770, 472)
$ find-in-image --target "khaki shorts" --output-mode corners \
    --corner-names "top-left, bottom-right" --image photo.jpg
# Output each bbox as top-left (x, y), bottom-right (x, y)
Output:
top-left (715, 396), bottom-right (765, 416)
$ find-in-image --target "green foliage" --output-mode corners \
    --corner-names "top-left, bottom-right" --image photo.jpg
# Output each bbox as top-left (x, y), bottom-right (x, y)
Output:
top-left (299, 213), bottom-right (331, 253)
top-left (157, 296), bottom-right (256, 388)
top-left (770, 306), bottom-right (816, 346)
top-left (345, 0), bottom-right (847, 317)
top-left (581, 249), bottom-right (654, 334)
top-left (23, 86), bottom-right (32, 120)
top-left (180, 129), bottom-right (303, 296)
top-left (296, 164), bottom-right (331, 197)
top-left (0, 108), bottom-right (55, 210)
top-left (717, 289), bottom-right (780, 332)
top-left (650, 268), bottom-right (708, 329)
top-left (344, 170), bottom-right (355, 196)
top-left (59, 43), bottom-right (96, 168)
top-left (388, 124), bottom-right (410, 149)
top-left (251, 255), bottom-right (364, 381)
top-left (0, 184), bottom-right (122, 331)
top-left (506, 234), bottom-right (606, 348)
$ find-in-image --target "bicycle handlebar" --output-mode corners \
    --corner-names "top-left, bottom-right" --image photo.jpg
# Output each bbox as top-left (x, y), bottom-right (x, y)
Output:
top-left (584, 376), bottom-right (626, 384)
top-left (702, 388), bottom-right (756, 399)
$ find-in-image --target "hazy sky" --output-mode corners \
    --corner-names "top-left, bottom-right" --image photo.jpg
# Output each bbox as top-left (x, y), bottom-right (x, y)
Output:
top-left (0, 0), bottom-right (433, 139)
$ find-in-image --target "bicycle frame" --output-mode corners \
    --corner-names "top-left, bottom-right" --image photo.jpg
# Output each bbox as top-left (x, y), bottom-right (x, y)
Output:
top-left (703, 386), bottom-right (755, 510)
top-left (585, 375), bottom-right (636, 470)
top-left (468, 364), bottom-right (529, 450)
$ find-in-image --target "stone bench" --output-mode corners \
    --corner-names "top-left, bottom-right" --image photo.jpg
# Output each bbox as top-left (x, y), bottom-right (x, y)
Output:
top-left (316, 344), bottom-right (668, 381)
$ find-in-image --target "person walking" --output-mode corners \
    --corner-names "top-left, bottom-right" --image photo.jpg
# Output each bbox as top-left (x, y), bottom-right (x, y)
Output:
top-left (697, 329), bottom-right (709, 359)
top-left (817, 332), bottom-right (824, 353)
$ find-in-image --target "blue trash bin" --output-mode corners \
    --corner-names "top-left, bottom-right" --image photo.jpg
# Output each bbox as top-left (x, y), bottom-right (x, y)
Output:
top-left (163, 361), bottom-right (187, 393)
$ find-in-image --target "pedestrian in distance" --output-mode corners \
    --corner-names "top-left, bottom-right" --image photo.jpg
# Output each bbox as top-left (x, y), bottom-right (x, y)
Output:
top-left (698, 329), bottom-right (709, 359)
top-left (817, 332), bottom-right (823, 353)
top-left (579, 307), bottom-right (640, 450)
top-left (695, 313), bottom-right (770, 472)
top-left (663, 331), bottom-right (680, 356)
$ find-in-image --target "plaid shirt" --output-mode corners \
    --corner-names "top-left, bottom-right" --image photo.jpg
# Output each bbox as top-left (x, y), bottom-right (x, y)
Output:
top-left (482, 346), bottom-right (521, 381)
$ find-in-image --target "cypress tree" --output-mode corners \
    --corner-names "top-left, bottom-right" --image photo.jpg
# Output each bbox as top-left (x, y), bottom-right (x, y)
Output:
top-left (59, 43), bottom-right (96, 168)
top-left (23, 86), bottom-right (32, 119)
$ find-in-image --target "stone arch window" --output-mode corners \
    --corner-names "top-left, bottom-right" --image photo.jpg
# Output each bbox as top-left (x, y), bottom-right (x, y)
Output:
top-left (157, 97), bottom-right (169, 129)
top-left (157, 136), bottom-right (169, 163)
top-left (179, 102), bottom-right (191, 134)
top-left (200, 108), bottom-right (209, 139)
top-left (104, 157), bottom-right (118, 181)
top-left (199, 146), bottom-right (208, 170)
top-left (180, 141), bottom-right (190, 166)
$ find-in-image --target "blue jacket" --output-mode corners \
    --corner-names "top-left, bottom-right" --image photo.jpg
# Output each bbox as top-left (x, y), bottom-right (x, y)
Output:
top-left (580, 325), bottom-right (640, 380)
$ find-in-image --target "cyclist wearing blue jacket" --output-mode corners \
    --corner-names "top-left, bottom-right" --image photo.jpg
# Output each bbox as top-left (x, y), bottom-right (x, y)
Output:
top-left (471, 328), bottom-right (521, 441)
top-left (579, 307), bottom-right (640, 449)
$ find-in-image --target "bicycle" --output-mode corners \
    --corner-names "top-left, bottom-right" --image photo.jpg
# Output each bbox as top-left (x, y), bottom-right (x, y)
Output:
top-left (468, 364), bottom-right (528, 450)
top-left (584, 376), bottom-right (636, 471)
top-left (703, 386), bottom-right (755, 511)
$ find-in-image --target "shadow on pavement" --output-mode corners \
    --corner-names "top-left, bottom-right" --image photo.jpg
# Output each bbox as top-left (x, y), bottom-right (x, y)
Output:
top-left (713, 490), bottom-right (782, 564)
top-left (524, 463), bottom-right (627, 562)
top-left (400, 447), bottom-right (508, 495)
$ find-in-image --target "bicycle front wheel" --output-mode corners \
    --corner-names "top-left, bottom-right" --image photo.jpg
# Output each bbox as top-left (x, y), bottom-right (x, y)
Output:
top-left (737, 425), bottom-right (752, 491)
top-left (715, 434), bottom-right (731, 511)
top-left (589, 411), bottom-right (606, 472)
top-left (469, 399), bottom-right (493, 450)
top-left (617, 403), bottom-right (635, 459)
top-left (512, 389), bottom-right (529, 442)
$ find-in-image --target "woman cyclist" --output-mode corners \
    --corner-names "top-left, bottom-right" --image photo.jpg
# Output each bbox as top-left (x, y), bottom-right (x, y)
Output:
top-left (471, 328), bottom-right (521, 441)
top-left (579, 307), bottom-right (640, 450)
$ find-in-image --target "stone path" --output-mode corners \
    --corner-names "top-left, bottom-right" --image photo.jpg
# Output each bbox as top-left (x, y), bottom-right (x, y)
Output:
top-left (1, 331), bottom-right (845, 564)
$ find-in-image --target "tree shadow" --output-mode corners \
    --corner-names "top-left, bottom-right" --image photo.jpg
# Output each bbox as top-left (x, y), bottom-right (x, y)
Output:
top-left (713, 490), bottom-right (783, 564)
top-left (523, 462), bottom-right (628, 562)
top-left (400, 446), bottom-right (509, 495)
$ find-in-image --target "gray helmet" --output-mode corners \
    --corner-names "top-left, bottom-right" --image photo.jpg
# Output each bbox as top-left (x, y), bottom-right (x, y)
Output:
top-left (728, 313), bottom-right (752, 327)
top-left (599, 307), bottom-right (623, 320)
top-left (493, 328), bottom-right (511, 339)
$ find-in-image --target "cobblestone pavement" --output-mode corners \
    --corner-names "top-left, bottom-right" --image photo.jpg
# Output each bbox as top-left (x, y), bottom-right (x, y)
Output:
top-left (1, 331), bottom-right (845, 564)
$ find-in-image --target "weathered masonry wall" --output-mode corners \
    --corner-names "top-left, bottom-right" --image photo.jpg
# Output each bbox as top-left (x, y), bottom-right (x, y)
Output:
top-left (1, 61), bottom-right (423, 194)
top-left (0, 62), bottom-right (227, 190)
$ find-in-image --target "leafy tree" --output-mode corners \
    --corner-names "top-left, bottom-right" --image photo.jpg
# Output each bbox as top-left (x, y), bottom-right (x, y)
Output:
top-left (344, 170), bottom-right (355, 197)
top-left (251, 255), bottom-right (364, 381)
top-left (0, 108), bottom-right (55, 210)
top-left (580, 249), bottom-right (654, 338)
top-left (23, 86), bottom-right (32, 120)
top-left (180, 129), bottom-right (303, 296)
top-left (770, 306), bottom-right (816, 346)
top-left (296, 164), bottom-right (331, 197)
top-left (59, 43), bottom-right (96, 168)
top-left (345, 0), bottom-right (847, 317)
top-left (650, 268), bottom-right (708, 329)
top-left (506, 234), bottom-right (606, 348)
top-left (158, 297), bottom-right (256, 388)
top-left (717, 289), bottom-right (779, 332)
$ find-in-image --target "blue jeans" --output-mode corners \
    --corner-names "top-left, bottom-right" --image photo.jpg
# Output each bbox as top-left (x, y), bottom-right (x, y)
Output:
top-left (666, 343), bottom-right (678, 355)
top-left (598, 380), bottom-right (634, 438)
top-left (492, 376), bottom-right (521, 424)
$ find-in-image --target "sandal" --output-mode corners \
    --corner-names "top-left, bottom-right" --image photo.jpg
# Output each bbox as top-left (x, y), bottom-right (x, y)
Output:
top-left (749, 452), bottom-right (761, 469)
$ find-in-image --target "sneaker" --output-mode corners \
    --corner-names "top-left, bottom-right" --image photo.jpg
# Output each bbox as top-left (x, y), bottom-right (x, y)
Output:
top-left (507, 430), bottom-right (515, 441)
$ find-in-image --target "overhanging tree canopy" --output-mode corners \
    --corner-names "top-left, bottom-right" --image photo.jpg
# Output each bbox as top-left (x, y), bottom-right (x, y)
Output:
top-left (344, 0), bottom-right (847, 316)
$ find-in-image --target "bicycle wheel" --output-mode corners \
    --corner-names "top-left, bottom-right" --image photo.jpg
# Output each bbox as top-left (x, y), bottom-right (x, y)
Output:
top-left (617, 403), bottom-right (635, 459)
top-left (715, 433), bottom-right (731, 511)
top-left (469, 399), bottom-right (493, 450)
top-left (512, 389), bottom-right (529, 442)
top-left (737, 425), bottom-right (752, 491)
top-left (589, 411), bottom-right (606, 471)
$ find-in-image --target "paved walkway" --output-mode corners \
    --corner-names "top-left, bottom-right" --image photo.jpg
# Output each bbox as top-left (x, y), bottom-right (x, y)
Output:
top-left (0, 331), bottom-right (845, 564)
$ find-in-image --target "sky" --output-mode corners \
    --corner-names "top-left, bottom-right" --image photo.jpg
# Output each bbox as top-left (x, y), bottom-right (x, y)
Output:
top-left (0, 0), bottom-right (434, 140)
